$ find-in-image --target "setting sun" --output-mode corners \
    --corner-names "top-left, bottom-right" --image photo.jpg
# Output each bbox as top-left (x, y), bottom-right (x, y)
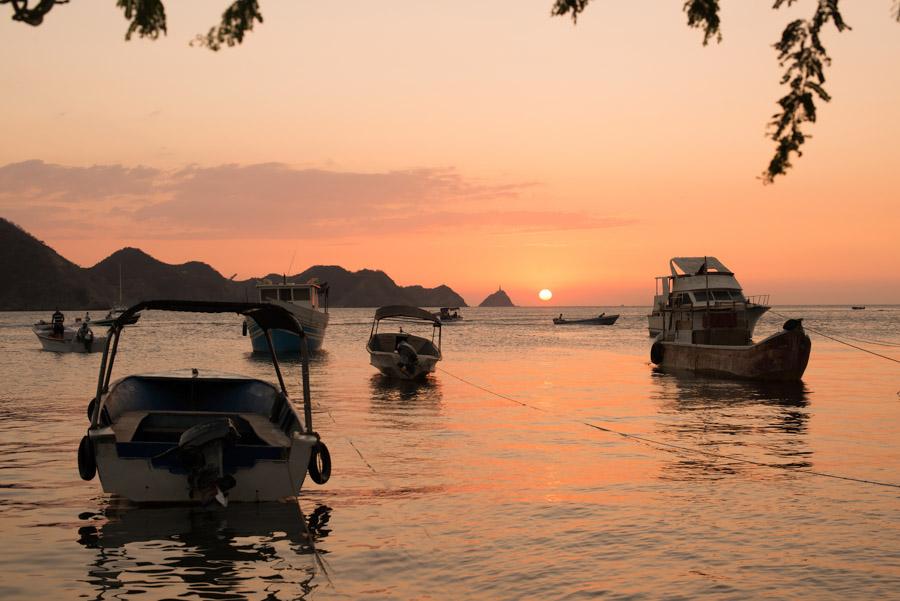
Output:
top-left (538, 288), bottom-right (553, 301)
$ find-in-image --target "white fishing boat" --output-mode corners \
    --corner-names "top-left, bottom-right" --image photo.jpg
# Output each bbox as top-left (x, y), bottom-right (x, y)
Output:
top-left (647, 257), bottom-right (769, 336)
top-left (243, 278), bottom-right (329, 353)
top-left (77, 300), bottom-right (331, 505)
top-left (648, 257), bottom-right (811, 381)
top-left (33, 313), bottom-right (106, 353)
top-left (367, 305), bottom-right (442, 380)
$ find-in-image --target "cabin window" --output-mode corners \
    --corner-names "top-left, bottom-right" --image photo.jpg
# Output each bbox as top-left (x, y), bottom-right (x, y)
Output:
top-left (713, 291), bottom-right (732, 301)
top-left (292, 288), bottom-right (311, 302)
top-left (260, 289), bottom-right (278, 301)
top-left (278, 289), bottom-right (292, 301)
top-left (692, 291), bottom-right (708, 302)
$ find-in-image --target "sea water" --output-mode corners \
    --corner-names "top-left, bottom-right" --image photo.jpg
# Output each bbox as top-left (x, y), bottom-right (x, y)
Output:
top-left (0, 306), bottom-right (898, 599)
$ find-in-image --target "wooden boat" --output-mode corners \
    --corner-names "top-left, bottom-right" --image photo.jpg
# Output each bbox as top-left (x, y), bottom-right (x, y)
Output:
top-left (91, 307), bottom-right (141, 327)
top-left (77, 300), bottom-right (331, 505)
top-left (648, 257), bottom-right (811, 381)
top-left (553, 313), bottom-right (619, 325)
top-left (647, 257), bottom-right (769, 337)
top-left (851, 306), bottom-right (866, 310)
top-left (367, 305), bottom-right (442, 380)
top-left (243, 278), bottom-right (329, 353)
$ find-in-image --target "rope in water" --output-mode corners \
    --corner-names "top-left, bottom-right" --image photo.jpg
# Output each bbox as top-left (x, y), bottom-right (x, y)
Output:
top-left (769, 310), bottom-right (900, 365)
top-left (437, 367), bottom-right (900, 490)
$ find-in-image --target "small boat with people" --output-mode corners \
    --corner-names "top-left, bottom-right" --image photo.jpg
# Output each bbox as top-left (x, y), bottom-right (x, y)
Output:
top-left (649, 257), bottom-right (811, 381)
top-left (436, 307), bottom-right (463, 323)
top-left (647, 257), bottom-right (769, 337)
top-left (90, 306), bottom-right (141, 327)
top-left (77, 300), bottom-right (331, 505)
top-left (33, 310), bottom-right (106, 353)
top-left (553, 313), bottom-right (619, 325)
top-left (367, 305), bottom-right (443, 380)
top-left (243, 277), bottom-right (329, 354)
top-left (851, 306), bottom-right (866, 310)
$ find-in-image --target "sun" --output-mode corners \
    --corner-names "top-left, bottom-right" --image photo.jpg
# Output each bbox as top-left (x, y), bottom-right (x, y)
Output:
top-left (538, 288), bottom-right (553, 301)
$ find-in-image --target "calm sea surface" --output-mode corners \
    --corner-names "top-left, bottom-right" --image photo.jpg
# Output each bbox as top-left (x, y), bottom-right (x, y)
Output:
top-left (1, 306), bottom-right (898, 600)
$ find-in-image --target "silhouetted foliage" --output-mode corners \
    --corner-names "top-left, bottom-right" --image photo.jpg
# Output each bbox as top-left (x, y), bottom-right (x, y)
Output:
top-left (4, 0), bottom-right (897, 182)
top-left (551, 0), bottom-right (895, 182)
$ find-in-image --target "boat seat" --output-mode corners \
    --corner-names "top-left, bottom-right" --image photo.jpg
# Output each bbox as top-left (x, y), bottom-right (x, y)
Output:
top-left (113, 410), bottom-right (291, 447)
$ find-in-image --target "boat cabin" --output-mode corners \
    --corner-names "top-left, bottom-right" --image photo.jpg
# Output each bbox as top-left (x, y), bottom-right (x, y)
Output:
top-left (257, 280), bottom-right (328, 312)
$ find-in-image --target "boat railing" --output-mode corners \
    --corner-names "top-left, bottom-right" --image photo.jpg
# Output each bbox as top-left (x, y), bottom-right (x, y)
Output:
top-left (745, 294), bottom-right (770, 307)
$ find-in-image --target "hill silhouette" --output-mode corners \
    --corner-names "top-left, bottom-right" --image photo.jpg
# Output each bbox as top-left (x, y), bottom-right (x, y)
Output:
top-left (479, 287), bottom-right (515, 307)
top-left (0, 218), bottom-right (467, 310)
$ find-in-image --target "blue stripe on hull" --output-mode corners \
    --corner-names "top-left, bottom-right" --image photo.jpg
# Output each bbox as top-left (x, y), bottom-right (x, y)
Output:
top-left (248, 322), bottom-right (326, 353)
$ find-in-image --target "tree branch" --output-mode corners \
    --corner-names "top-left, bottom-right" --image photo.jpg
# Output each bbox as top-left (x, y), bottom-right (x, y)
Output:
top-left (191, 0), bottom-right (263, 51)
top-left (683, 0), bottom-right (722, 45)
top-left (116, 0), bottom-right (167, 41)
top-left (2, 0), bottom-right (68, 26)
top-left (763, 0), bottom-right (850, 183)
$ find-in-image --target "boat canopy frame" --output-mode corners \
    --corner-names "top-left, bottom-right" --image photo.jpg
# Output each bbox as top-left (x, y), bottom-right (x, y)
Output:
top-left (92, 300), bottom-right (316, 435)
top-left (370, 305), bottom-right (441, 348)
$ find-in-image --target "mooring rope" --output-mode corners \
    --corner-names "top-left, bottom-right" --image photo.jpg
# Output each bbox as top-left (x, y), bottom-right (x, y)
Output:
top-left (769, 310), bottom-right (900, 365)
top-left (438, 367), bottom-right (900, 490)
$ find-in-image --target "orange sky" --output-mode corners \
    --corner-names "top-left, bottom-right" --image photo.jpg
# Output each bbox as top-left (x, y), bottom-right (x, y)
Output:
top-left (1, 1), bottom-right (898, 305)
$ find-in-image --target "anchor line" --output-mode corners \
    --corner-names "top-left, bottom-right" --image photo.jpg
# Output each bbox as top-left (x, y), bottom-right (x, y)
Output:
top-left (769, 311), bottom-right (900, 365)
top-left (314, 400), bottom-right (380, 475)
top-left (437, 367), bottom-right (900, 490)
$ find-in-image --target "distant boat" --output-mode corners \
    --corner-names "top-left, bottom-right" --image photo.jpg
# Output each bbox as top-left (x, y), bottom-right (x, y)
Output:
top-left (33, 313), bottom-right (106, 353)
top-left (647, 257), bottom-right (769, 337)
top-left (244, 278), bottom-right (329, 353)
top-left (553, 313), bottom-right (619, 325)
top-left (649, 256), bottom-right (811, 381)
top-left (94, 264), bottom-right (142, 327)
top-left (435, 307), bottom-right (463, 323)
top-left (367, 306), bottom-right (442, 380)
top-left (851, 306), bottom-right (866, 310)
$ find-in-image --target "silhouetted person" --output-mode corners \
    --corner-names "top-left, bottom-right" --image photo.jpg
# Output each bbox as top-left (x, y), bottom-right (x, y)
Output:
top-left (51, 309), bottom-right (64, 336)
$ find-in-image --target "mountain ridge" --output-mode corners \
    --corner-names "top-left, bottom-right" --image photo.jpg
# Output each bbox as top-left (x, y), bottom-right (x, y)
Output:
top-left (0, 218), bottom-right (467, 310)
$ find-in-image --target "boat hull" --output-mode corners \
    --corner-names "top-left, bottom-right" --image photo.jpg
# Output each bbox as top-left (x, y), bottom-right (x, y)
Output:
top-left (34, 329), bottom-right (107, 353)
top-left (651, 326), bottom-right (811, 381)
top-left (91, 429), bottom-right (317, 503)
top-left (246, 302), bottom-right (328, 353)
top-left (369, 350), bottom-right (439, 380)
top-left (554, 315), bottom-right (619, 325)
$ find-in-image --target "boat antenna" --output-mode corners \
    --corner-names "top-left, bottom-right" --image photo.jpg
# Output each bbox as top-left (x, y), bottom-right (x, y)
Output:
top-left (286, 244), bottom-right (298, 277)
top-left (118, 263), bottom-right (123, 306)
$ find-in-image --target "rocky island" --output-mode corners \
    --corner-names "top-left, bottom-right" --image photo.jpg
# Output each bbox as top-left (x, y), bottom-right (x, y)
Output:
top-left (478, 286), bottom-right (515, 307)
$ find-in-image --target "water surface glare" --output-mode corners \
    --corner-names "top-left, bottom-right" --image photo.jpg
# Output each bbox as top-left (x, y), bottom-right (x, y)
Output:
top-left (1, 306), bottom-right (898, 599)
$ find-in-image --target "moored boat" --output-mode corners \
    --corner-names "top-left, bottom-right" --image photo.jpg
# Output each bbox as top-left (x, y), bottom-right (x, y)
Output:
top-left (33, 312), bottom-right (106, 353)
top-left (367, 305), bottom-right (442, 380)
top-left (648, 257), bottom-right (769, 337)
top-left (77, 300), bottom-right (331, 505)
top-left (648, 257), bottom-right (811, 381)
top-left (436, 307), bottom-right (463, 323)
top-left (243, 279), bottom-right (329, 353)
top-left (553, 313), bottom-right (619, 325)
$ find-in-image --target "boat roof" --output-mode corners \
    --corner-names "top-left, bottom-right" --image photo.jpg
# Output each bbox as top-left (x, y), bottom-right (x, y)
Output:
top-left (256, 281), bottom-right (322, 289)
top-left (375, 305), bottom-right (441, 324)
top-left (113, 300), bottom-right (308, 335)
top-left (440, 307), bottom-right (460, 311)
top-left (670, 257), bottom-right (732, 277)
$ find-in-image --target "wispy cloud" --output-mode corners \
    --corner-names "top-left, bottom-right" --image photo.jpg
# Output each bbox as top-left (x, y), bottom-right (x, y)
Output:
top-left (0, 160), bottom-right (633, 239)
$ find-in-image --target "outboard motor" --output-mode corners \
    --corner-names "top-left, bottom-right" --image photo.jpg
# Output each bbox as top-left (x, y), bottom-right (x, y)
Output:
top-left (395, 340), bottom-right (419, 375)
top-left (176, 418), bottom-right (239, 506)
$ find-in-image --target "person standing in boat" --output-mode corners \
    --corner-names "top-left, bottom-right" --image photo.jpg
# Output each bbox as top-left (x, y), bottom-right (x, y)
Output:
top-left (51, 309), bottom-right (65, 337)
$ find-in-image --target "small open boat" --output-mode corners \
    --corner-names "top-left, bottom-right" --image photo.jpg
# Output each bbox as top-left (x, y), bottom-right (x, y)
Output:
top-left (436, 307), bottom-right (463, 323)
top-left (367, 305), bottom-right (442, 379)
top-left (553, 313), bottom-right (619, 326)
top-left (34, 316), bottom-right (106, 353)
top-left (91, 307), bottom-right (141, 327)
top-left (77, 300), bottom-right (331, 505)
top-left (851, 306), bottom-right (866, 310)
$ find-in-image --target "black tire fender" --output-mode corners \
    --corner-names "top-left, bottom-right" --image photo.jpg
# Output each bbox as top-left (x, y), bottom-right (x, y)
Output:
top-left (650, 341), bottom-right (665, 365)
top-left (78, 435), bottom-right (96, 481)
top-left (308, 439), bottom-right (331, 485)
top-left (783, 318), bottom-right (803, 331)
top-left (86, 398), bottom-right (97, 422)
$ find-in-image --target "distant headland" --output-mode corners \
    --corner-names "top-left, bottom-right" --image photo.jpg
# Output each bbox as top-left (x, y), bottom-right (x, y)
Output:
top-left (0, 218), bottom-right (468, 310)
top-left (479, 286), bottom-right (515, 307)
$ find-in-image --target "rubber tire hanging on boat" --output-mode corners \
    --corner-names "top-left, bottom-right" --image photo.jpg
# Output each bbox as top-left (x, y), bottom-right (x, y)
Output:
top-left (650, 341), bottom-right (664, 365)
top-left (783, 319), bottom-right (803, 331)
top-left (78, 435), bottom-right (96, 481)
top-left (86, 398), bottom-right (96, 422)
top-left (308, 440), bottom-right (331, 485)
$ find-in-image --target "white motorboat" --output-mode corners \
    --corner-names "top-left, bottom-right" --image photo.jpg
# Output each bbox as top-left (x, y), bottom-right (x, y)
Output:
top-left (647, 257), bottom-right (769, 336)
top-left (243, 278), bottom-right (329, 353)
top-left (77, 300), bottom-right (331, 505)
top-left (367, 305), bottom-right (443, 380)
top-left (648, 257), bottom-right (811, 381)
top-left (34, 314), bottom-right (106, 353)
